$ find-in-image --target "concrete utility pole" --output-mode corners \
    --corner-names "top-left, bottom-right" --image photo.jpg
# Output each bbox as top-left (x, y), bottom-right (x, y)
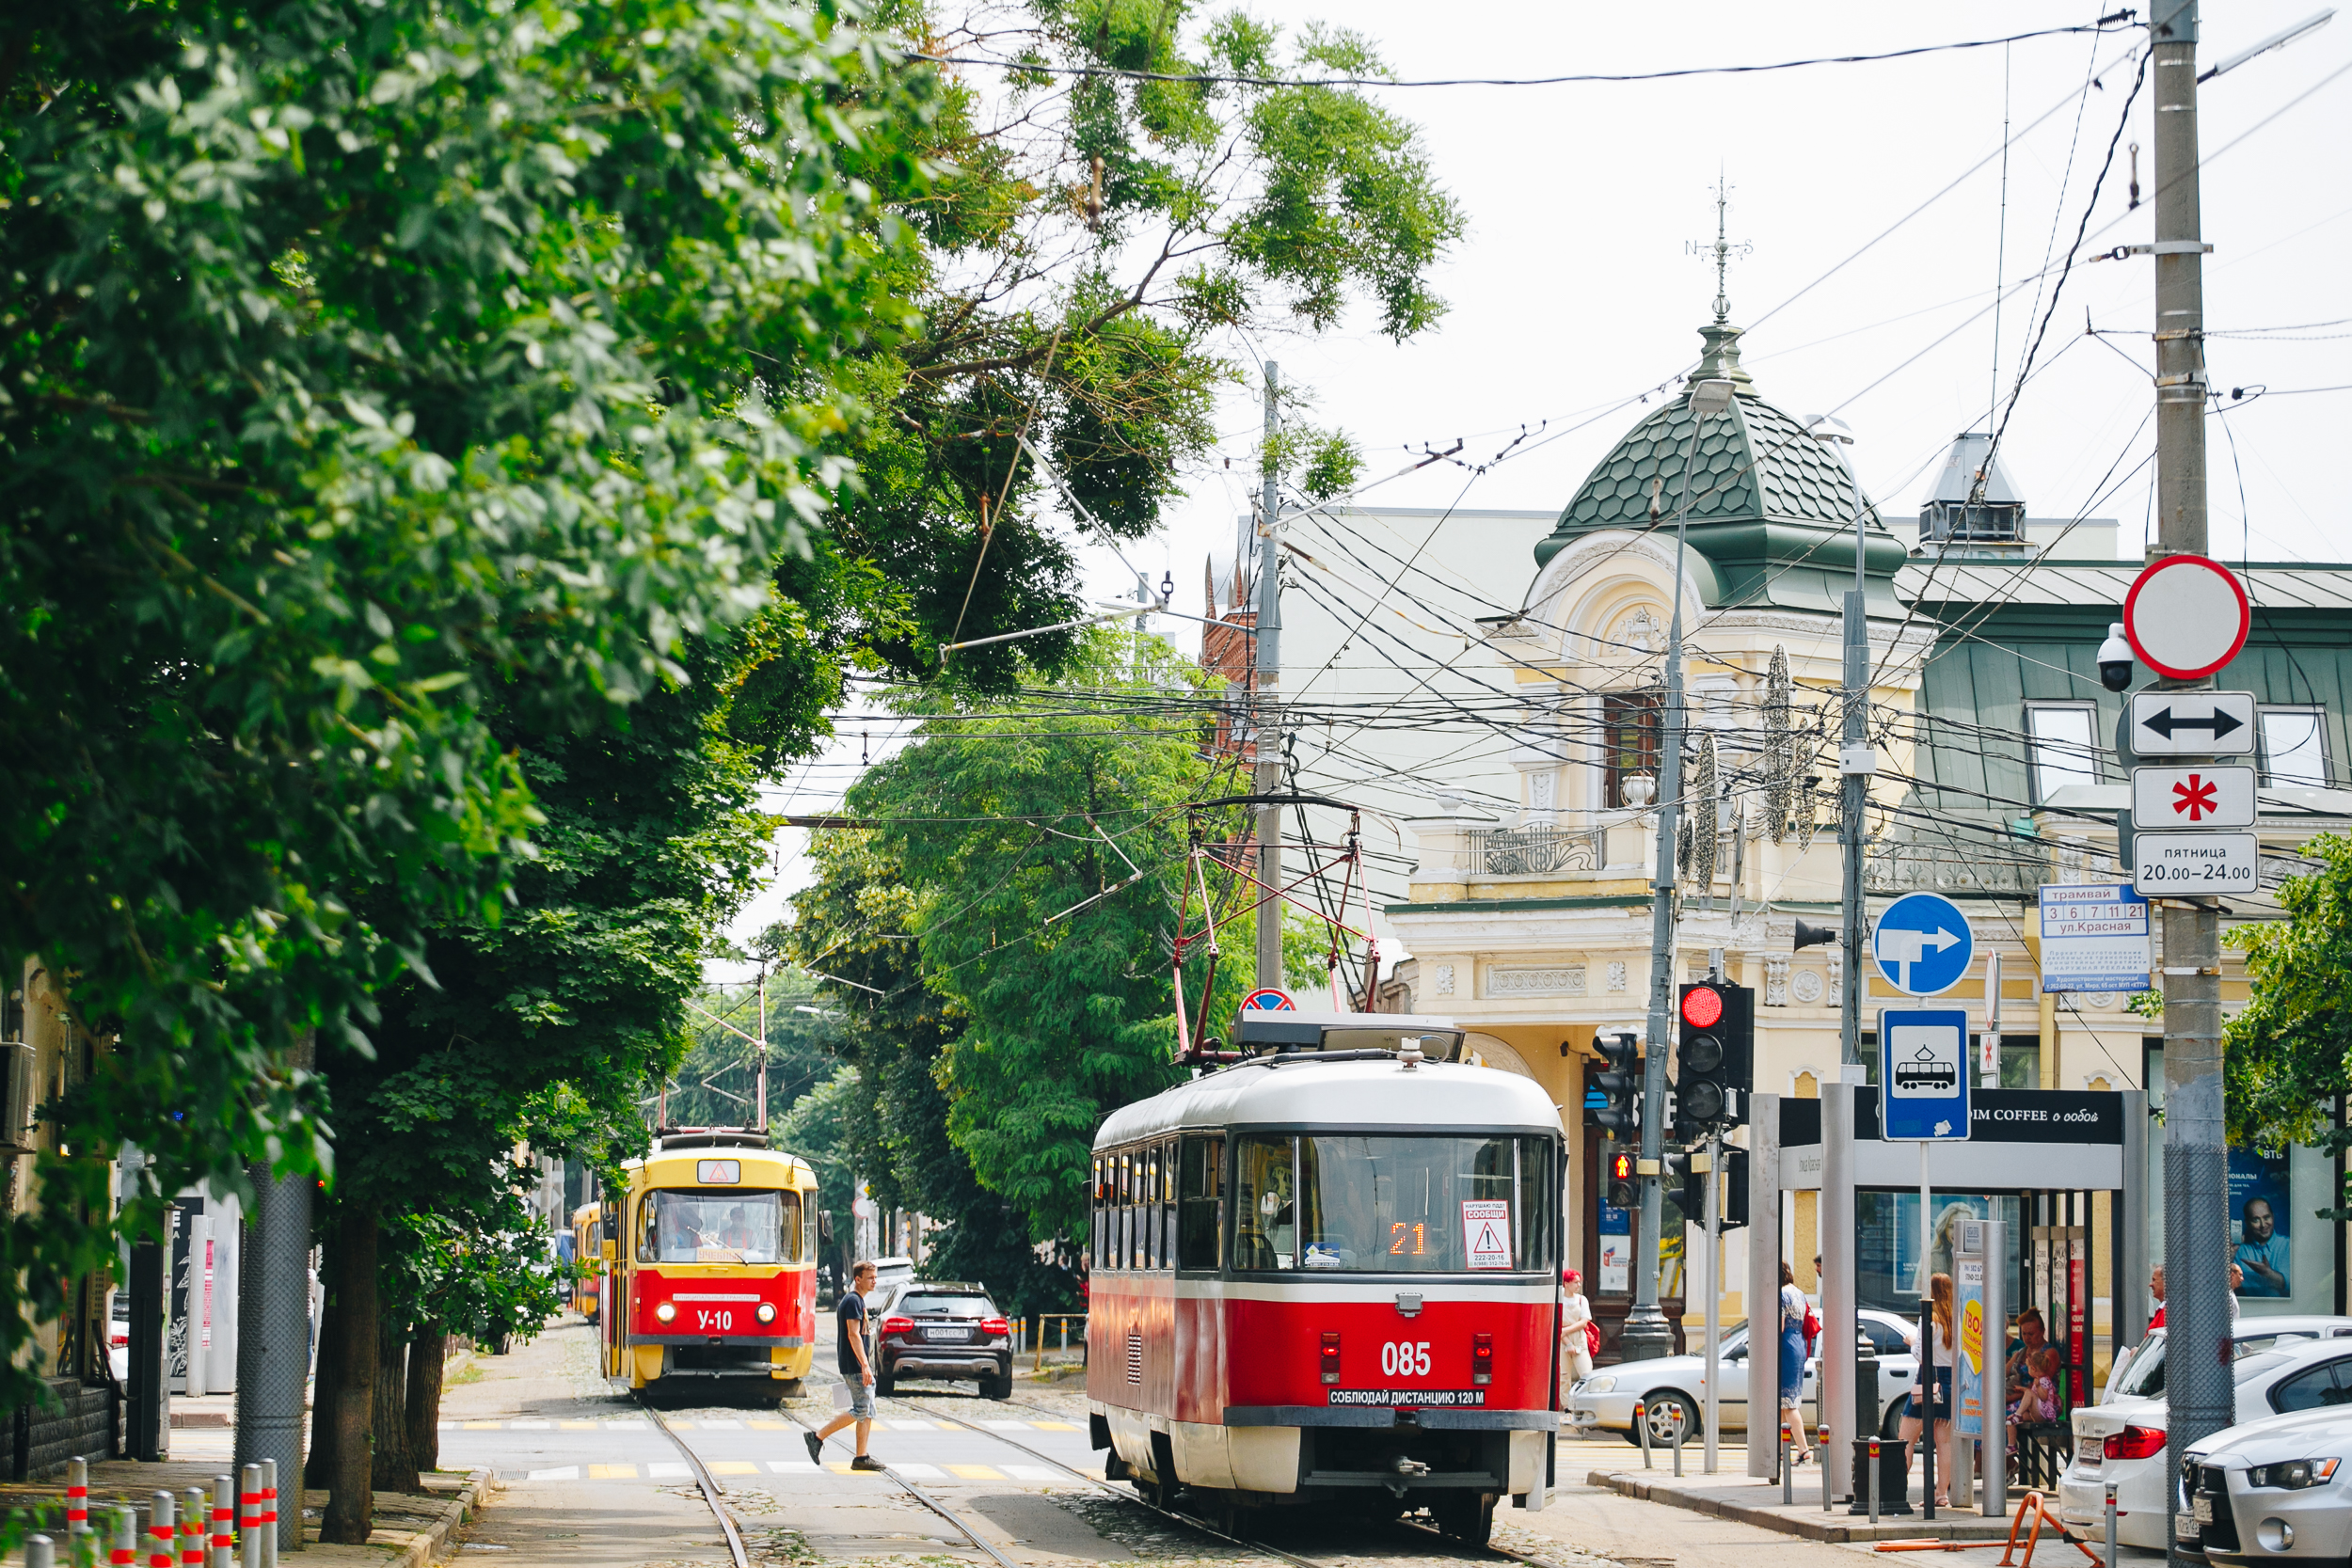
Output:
top-left (1625, 374), bottom-right (1737, 1362)
top-left (2149, 5), bottom-right (2230, 1555)
top-left (1810, 418), bottom-right (1872, 1070)
top-left (1254, 363), bottom-right (1283, 993)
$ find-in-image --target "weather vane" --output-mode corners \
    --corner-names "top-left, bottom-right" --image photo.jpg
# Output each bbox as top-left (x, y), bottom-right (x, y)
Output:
top-left (1685, 173), bottom-right (1754, 325)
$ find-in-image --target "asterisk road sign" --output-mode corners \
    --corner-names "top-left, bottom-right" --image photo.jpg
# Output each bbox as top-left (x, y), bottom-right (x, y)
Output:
top-left (2171, 773), bottom-right (2221, 822)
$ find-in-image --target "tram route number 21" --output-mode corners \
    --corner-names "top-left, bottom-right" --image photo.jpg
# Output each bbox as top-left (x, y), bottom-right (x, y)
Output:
top-left (1381, 1340), bottom-right (1433, 1377)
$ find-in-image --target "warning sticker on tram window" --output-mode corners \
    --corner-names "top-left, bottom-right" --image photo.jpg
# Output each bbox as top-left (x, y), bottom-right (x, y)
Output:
top-left (1461, 1199), bottom-right (1512, 1269)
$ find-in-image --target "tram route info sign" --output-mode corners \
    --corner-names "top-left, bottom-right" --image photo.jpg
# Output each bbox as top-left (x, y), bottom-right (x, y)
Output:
top-left (2131, 765), bottom-right (2257, 830)
top-left (1955, 1252), bottom-right (1987, 1438)
top-left (1871, 891), bottom-right (1975, 996)
top-left (2037, 883), bottom-right (2153, 993)
top-left (1461, 1199), bottom-right (1513, 1270)
top-left (1879, 1008), bottom-right (1972, 1141)
top-left (2131, 830), bottom-right (2261, 896)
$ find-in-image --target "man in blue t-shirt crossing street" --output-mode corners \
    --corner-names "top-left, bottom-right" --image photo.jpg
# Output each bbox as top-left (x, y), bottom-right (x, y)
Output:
top-left (807, 1259), bottom-right (884, 1470)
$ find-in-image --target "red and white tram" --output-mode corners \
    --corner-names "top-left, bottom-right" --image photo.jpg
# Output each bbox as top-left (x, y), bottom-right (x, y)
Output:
top-left (1086, 1011), bottom-right (1562, 1544)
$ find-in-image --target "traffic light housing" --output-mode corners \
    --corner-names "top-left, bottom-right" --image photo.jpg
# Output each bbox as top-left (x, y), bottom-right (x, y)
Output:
top-left (1592, 1031), bottom-right (1642, 1135)
top-left (1675, 981), bottom-right (1754, 1132)
top-left (1604, 1148), bottom-right (1637, 1211)
top-left (1669, 1146), bottom-right (1751, 1229)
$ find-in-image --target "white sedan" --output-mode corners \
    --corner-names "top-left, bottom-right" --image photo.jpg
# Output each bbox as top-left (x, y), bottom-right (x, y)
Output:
top-left (2061, 1320), bottom-right (2352, 1550)
top-left (1569, 1309), bottom-right (1920, 1447)
top-left (2184, 1403), bottom-right (2352, 1565)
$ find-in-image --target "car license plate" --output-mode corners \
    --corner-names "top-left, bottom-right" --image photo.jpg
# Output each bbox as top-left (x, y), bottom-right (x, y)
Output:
top-left (2076, 1438), bottom-right (2103, 1465)
top-left (2194, 1497), bottom-right (2215, 1526)
top-left (924, 1326), bottom-right (971, 1342)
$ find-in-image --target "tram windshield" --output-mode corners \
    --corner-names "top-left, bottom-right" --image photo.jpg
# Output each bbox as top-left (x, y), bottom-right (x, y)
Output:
top-left (637, 1188), bottom-right (801, 1264)
top-left (1232, 1133), bottom-right (1555, 1274)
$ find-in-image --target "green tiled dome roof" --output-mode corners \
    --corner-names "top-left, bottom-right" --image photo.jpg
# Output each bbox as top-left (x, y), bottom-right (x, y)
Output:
top-left (1533, 320), bottom-right (1908, 616)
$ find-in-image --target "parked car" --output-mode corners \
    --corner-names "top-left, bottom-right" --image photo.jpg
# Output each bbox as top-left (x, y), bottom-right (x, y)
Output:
top-left (2182, 1403), bottom-right (2352, 1565)
top-left (872, 1282), bottom-right (1013, 1399)
top-left (2061, 1320), bottom-right (2352, 1550)
top-left (1569, 1307), bottom-right (1921, 1446)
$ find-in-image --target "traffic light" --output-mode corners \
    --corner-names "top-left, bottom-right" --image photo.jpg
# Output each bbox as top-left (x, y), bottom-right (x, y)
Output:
top-left (1604, 1148), bottom-right (1637, 1211)
top-left (1721, 1147), bottom-right (1749, 1230)
top-left (1670, 1148), bottom-right (1704, 1218)
top-left (1668, 1146), bottom-right (1751, 1228)
top-left (1592, 1032), bottom-right (1642, 1135)
top-left (1675, 981), bottom-right (1754, 1132)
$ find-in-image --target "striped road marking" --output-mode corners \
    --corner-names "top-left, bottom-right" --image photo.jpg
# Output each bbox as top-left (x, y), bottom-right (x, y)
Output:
top-left (508, 1459), bottom-right (1104, 1483)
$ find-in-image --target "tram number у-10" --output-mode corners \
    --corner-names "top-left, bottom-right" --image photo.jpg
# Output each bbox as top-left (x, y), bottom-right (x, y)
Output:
top-left (694, 1309), bottom-right (735, 1332)
top-left (1381, 1340), bottom-right (1433, 1377)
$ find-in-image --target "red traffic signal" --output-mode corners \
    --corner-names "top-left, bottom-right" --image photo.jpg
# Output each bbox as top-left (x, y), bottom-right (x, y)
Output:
top-left (1680, 985), bottom-right (1725, 1029)
top-left (1609, 1150), bottom-right (1634, 1181)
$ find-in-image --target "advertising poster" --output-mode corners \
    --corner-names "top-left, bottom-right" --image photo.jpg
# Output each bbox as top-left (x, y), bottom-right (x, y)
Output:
top-left (1598, 1201), bottom-right (1630, 1294)
top-left (2228, 1148), bottom-right (2293, 1298)
top-left (1954, 1256), bottom-right (1986, 1437)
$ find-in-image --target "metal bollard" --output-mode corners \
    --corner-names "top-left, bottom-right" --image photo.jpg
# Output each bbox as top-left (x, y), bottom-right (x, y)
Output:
top-left (181, 1488), bottom-right (205, 1568)
top-left (1822, 1432), bottom-right (1833, 1513)
top-left (1782, 1418), bottom-right (1792, 1505)
top-left (1868, 1436), bottom-right (1882, 1527)
top-left (238, 1465), bottom-right (262, 1568)
top-left (258, 1459), bottom-right (278, 1568)
top-left (1673, 1414), bottom-right (1683, 1478)
top-left (2106, 1482), bottom-right (2119, 1568)
top-left (29, 1535), bottom-right (56, 1568)
top-left (148, 1492), bottom-right (175, 1568)
top-left (68, 1457), bottom-right (89, 1536)
top-left (209, 1476), bottom-right (235, 1568)
top-left (1636, 1401), bottom-right (1651, 1469)
top-left (111, 1505), bottom-right (138, 1568)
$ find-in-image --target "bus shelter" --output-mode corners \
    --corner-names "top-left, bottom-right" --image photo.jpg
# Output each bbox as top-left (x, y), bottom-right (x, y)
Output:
top-left (1746, 1085), bottom-right (2148, 1503)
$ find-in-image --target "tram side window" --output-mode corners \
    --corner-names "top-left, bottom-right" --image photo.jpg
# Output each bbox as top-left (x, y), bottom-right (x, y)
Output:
top-left (1232, 1135), bottom-right (1298, 1271)
top-left (1177, 1134), bottom-right (1224, 1270)
top-left (1120, 1151), bottom-right (1135, 1271)
top-left (1089, 1157), bottom-right (1105, 1269)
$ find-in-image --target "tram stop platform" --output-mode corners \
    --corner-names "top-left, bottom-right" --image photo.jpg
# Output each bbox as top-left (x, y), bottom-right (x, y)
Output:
top-left (0, 1463), bottom-right (492, 1566)
top-left (1587, 1465), bottom-right (2020, 1544)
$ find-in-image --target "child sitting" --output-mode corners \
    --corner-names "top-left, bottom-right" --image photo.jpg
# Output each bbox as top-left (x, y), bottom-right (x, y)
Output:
top-left (2008, 1345), bottom-right (2060, 1440)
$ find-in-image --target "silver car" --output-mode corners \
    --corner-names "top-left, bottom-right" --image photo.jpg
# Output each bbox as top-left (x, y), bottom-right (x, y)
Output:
top-left (1569, 1308), bottom-right (1921, 1446)
top-left (2184, 1403), bottom-right (2352, 1565)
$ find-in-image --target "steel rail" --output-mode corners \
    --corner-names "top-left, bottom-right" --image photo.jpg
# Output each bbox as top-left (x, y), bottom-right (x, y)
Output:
top-left (774, 1405), bottom-right (1020, 1568)
top-left (635, 1398), bottom-right (751, 1568)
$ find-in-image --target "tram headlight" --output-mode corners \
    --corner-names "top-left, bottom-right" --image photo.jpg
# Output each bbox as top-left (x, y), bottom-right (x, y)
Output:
top-left (756, 1303), bottom-right (777, 1325)
top-left (654, 1300), bottom-right (677, 1324)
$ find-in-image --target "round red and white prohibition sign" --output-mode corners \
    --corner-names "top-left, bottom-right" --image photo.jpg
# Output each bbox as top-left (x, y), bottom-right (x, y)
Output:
top-left (2122, 554), bottom-right (2251, 681)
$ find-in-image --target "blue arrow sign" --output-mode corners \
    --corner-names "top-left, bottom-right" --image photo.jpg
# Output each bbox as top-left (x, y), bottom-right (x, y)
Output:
top-left (1880, 1007), bottom-right (1972, 1141)
top-left (1871, 891), bottom-right (1975, 997)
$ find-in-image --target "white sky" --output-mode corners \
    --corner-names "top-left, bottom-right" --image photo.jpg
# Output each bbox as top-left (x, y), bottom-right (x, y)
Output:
top-left (721, 3), bottom-right (2352, 978)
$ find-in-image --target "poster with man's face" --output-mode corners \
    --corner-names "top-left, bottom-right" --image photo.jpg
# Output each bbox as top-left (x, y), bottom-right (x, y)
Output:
top-left (2228, 1148), bottom-right (2292, 1299)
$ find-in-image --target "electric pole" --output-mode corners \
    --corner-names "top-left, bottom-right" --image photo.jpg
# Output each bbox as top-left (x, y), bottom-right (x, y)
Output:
top-left (2150, 5), bottom-right (2230, 1555)
top-left (1255, 364), bottom-right (1283, 993)
top-left (1625, 373), bottom-right (1737, 1362)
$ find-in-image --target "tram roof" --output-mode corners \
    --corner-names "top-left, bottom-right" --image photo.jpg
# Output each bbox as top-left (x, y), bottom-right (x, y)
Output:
top-left (1095, 1055), bottom-right (1563, 1148)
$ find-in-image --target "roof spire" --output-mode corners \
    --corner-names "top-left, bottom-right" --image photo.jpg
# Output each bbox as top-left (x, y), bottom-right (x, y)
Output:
top-left (1688, 172), bottom-right (1756, 388)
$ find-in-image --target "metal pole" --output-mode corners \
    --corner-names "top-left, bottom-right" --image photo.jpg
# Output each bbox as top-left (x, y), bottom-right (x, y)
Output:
top-left (29, 1535), bottom-right (56, 1568)
top-left (1637, 1399), bottom-right (1651, 1468)
top-left (1253, 362), bottom-right (1283, 994)
top-left (238, 1465), bottom-right (262, 1568)
top-left (1629, 377), bottom-right (1735, 1360)
top-left (1822, 1086), bottom-right (1859, 1503)
top-left (1781, 1417), bottom-right (1791, 1504)
top-left (755, 963), bottom-right (769, 1132)
top-left (1703, 1130), bottom-right (1721, 1473)
top-left (148, 1492), bottom-right (175, 1568)
top-left (1869, 1436), bottom-right (1882, 1527)
top-left (258, 1459), bottom-right (278, 1568)
top-left (1806, 420), bottom-right (1873, 1075)
top-left (2106, 1482), bottom-right (2120, 1568)
top-left (2147, 12), bottom-right (2230, 1564)
top-left (1920, 1286), bottom-right (1936, 1522)
top-left (181, 1489), bottom-right (205, 1568)
top-left (209, 1476), bottom-right (234, 1568)
top-left (112, 1505), bottom-right (137, 1568)
top-left (67, 1456), bottom-right (88, 1538)
top-left (1983, 1218), bottom-right (2010, 1517)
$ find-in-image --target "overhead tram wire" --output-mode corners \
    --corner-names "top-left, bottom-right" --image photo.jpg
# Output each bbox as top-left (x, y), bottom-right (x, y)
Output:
top-left (908, 21), bottom-right (2137, 91)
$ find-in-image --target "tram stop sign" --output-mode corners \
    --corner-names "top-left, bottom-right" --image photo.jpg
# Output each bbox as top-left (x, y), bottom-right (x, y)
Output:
top-left (1871, 892), bottom-right (1975, 997)
top-left (1880, 1007), bottom-right (1972, 1141)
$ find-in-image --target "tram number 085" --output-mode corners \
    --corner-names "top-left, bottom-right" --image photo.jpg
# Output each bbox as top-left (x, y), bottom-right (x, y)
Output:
top-left (1381, 1340), bottom-right (1433, 1377)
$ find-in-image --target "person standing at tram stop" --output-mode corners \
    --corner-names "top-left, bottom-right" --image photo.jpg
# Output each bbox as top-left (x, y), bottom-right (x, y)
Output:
top-left (1559, 1269), bottom-right (1595, 1400)
top-left (1900, 1273), bottom-right (1957, 1507)
top-left (807, 1259), bottom-right (885, 1471)
top-left (1776, 1262), bottom-right (1813, 1464)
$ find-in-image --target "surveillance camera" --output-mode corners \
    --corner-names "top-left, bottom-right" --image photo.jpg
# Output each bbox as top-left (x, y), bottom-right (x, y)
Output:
top-left (2096, 622), bottom-right (2136, 693)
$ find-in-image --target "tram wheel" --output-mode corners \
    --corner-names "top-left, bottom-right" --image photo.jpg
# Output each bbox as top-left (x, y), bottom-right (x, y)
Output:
top-left (1431, 1490), bottom-right (1495, 1546)
top-left (1132, 1474), bottom-right (1167, 1510)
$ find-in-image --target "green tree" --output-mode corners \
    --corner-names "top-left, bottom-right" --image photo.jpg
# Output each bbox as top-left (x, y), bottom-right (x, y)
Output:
top-left (0, 0), bottom-right (919, 1482)
top-left (2226, 832), bottom-right (2352, 1212)
top-left (822, 0), bottom-right (1465, 688)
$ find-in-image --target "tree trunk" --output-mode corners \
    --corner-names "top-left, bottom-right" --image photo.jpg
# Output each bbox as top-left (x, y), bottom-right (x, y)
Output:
top-left (371, 1307), bottom-right (416, 1493)
top-left (304, 1263), bottom-right (343, 1491)
top-left (405, 1324), bottom-right (446, 1475)
top-left (322, 1207), bottom-right (377, 1544)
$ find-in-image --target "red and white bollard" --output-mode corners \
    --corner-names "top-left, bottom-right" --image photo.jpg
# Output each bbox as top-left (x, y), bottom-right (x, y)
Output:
top-left (238, 1465), bottom-right (262, 1568)
top-left (66, 1457), bottom-right (89, 1534)
top-left (181, 1488), bottom-right (206, 1567)
top-left (110, 1505), bottom-right (138, 1567)
top-left (147, 1492), bottom-right (176, 1568)
top-left (209, 1475), bottom-right (235, 1568)
top-left (258, 1460), bottom-right (278, 1568)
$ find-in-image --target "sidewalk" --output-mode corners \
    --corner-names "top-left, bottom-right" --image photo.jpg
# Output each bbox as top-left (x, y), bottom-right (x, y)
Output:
top-left (1583, 1464), bottom-right (2022, 1544)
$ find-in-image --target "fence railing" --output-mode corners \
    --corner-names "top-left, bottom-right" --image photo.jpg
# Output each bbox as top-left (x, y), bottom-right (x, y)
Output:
top-left (1468, 825), bottom-right (1603, 877)
top-left (1015, 1313), bottom-right (1087, 1370)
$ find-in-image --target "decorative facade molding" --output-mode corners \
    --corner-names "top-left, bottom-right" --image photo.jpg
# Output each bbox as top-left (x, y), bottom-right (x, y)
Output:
top-left (1606, 960), bottom-right (1628, 993)
top-left (1486, 965), bottom-right (1587, 998)
top-left (1764, 956), bottom-right (1789, 1006)
top-left (1433, 963), bottom-right (1456, 997)
top-left (1790, 968), bottom-right (1827, 1005)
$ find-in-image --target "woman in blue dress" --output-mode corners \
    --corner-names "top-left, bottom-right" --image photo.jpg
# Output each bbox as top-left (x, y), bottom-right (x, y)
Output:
top-left (1777, 1260), bottom-right (1813, 1463)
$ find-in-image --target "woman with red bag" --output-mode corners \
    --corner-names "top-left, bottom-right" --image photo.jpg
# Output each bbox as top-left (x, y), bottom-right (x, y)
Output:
top-left (1560, 1268), bottom-right (1597, 1401)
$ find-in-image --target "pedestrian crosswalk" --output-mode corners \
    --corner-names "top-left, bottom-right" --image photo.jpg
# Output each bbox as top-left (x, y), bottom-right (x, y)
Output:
top-left (522, 1459), bottom-right (1087, 1482)
top-left (453, 1418), bottom-right (1079, 1433)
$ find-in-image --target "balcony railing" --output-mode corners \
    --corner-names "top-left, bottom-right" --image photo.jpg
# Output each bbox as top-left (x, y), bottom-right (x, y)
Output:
top-left (1864, 840), bottom-right (2046, 896)
top-left (1469, 825), bottom-right (1603, 877)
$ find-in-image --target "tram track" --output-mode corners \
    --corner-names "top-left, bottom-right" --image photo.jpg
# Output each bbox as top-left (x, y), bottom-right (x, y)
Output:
top-left (636, 1396), bottom-right (753, 1568)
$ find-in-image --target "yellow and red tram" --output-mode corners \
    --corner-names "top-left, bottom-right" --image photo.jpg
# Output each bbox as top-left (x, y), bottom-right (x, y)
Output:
top-left (569, 1202), bottom-right (602, 1321)
top-left (597, 1132), bottom-right (823, 1396)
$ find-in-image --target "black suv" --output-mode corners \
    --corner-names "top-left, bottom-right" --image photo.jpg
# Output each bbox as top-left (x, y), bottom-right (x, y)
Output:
top-left (873, 1284), bottom-right (1013, 1399)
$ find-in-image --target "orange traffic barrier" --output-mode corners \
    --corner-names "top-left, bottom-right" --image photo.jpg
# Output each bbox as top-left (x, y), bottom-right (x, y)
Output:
top-left (1997, 1491), bottom-right (2103, 1568)
top-left (1872, 1542), bottom-right (1969, 1553)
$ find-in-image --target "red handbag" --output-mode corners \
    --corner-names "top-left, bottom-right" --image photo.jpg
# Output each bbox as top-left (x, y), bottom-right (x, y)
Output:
top-left (1584, 1320), bottom-right (1601, 1356)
